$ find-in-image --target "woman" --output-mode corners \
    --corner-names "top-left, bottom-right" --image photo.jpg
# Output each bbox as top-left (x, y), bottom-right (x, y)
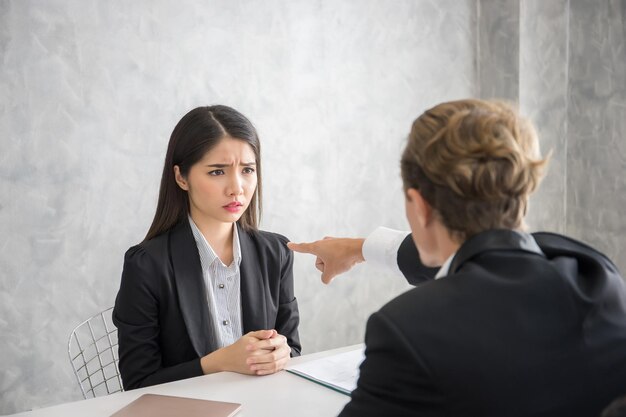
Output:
top-left (113, 105), bottom-right (300, 390)
top-left (290, 99), bottom-right (626, 416)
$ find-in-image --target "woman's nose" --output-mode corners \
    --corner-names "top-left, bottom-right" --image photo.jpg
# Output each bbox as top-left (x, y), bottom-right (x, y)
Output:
top-left (227, 174), bottom-right (244, 196)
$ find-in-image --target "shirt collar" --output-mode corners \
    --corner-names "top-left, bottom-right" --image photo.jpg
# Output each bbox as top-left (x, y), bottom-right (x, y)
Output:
top-left (232, 223), bottom-right (242, 265)
top-left (188, 216), bottom-right (242, 269)
top-left (435, 252), bottom-right (455, 279)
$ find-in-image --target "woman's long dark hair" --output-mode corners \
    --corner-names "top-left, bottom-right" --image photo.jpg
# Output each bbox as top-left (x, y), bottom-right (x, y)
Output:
top-left (144, 105), bottom-right (262, 241)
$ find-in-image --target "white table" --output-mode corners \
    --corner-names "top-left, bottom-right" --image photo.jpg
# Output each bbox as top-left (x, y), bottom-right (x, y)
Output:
top-left (9, 345), bottom-right (360, 417)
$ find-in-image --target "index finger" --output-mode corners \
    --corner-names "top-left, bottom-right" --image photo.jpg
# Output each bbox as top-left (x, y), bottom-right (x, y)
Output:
top-left (287, 241), bottom-right (317, 255)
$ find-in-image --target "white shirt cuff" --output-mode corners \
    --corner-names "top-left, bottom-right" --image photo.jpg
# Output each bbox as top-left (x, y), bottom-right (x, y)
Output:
top-left (362, 227), bottom-right (408, 278)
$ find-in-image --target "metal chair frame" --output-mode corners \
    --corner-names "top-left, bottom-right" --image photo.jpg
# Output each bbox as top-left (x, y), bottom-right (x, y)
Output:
top-left (68, 307), bottom-right (123, 399)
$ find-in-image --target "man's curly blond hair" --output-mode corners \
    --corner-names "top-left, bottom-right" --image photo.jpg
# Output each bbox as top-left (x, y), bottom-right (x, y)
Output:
top-left (401, 99), bottom-right (550, 242)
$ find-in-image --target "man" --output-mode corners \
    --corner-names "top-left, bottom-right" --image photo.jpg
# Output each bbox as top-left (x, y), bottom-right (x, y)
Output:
top-left (289, 99), bottom-right (626, 416)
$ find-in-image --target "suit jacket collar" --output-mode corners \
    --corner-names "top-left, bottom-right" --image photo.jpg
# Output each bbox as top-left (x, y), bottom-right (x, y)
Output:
top-left (169, 221), bottom-right (268, 357)
top-left (449, 229), bottom-right (545, 275)
top-left (169, 220), bottom-right (212, 357)
top-left (238, 225), bottom-right (268, 333)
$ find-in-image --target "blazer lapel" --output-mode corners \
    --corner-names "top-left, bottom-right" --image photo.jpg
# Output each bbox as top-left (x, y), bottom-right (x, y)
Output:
top-left (169, 221), bottom-right (212, 357)
top-left (238, 225), bottom-right (269, 332)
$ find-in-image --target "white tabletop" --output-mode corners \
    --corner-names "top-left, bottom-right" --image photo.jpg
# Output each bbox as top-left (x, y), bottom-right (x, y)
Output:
top-left (9, 345), bottom-right (361, 417)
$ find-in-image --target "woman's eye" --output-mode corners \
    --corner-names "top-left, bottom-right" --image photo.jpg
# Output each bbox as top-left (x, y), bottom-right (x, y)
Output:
top-left (208, 169), bottom-right (225, 176)
top-left (243, 167), bottom-right (255, 174)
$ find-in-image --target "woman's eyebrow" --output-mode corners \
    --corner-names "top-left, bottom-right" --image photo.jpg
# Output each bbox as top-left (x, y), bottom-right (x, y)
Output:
top-left (205, 162), bottom-right (257, 168)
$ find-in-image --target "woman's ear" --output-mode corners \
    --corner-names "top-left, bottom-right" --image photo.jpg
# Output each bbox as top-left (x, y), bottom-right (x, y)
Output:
top-left (173, 166), bottom-right (189, 191)
top-left (406, 188), bottom-right (433, 228)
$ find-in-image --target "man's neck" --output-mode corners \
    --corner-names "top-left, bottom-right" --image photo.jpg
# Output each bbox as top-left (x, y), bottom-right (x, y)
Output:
top-left (431, 220), bottom-right (462, 266)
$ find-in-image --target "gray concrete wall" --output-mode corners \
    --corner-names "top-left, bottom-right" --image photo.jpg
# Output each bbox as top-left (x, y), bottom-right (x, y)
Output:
top-left (477, 0), bottom-right (520, 101)
top-left (519, 0), bottom-right (569, 234)
top-left (565, 0), bottom-right (626, 263)
top-left (521, 0), bottom-right (626, 272)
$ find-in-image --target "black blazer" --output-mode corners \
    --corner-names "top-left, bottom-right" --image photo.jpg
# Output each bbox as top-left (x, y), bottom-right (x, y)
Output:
top-left (340, 229), bottom-right (626, 417)
top-left (112, 221), bottom-right (301, 390)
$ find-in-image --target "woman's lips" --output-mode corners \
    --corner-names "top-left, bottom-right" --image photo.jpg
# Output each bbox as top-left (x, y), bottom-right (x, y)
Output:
top-left (223, 201), bottom-right (243, 213)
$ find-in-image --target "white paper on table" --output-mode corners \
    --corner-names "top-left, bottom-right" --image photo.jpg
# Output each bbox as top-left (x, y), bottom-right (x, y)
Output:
top-left (286, 347), bottom-right (366, 395)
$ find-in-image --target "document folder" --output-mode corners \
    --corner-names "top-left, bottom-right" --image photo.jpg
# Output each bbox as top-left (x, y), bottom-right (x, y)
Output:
top-left (110, 393), bottom-right (241, 417)
top-left (287, 346), bottom-right (365, 396)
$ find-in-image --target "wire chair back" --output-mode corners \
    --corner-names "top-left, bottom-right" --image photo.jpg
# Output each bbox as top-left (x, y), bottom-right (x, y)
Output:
top-left (68, 307), bottom-right (123, 398)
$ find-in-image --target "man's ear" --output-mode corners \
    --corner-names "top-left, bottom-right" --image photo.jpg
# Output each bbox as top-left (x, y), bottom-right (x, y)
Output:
top-left (406, 188), bottom-right (433, 228)
top-left (173, 166), bottom-right (189, 191)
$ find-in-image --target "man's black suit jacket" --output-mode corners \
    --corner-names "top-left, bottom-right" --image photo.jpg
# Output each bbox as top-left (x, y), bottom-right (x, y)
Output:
top-left (340, 229), bottom-right (626, 417)
top-left (112, 221), bottom-right (301, 390)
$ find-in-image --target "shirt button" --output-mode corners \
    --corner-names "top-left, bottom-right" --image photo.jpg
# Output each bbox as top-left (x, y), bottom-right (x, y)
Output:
top-left (218, 283), bottom-right (225, 289)
top-left (223, 320), bottom-right (230, 326)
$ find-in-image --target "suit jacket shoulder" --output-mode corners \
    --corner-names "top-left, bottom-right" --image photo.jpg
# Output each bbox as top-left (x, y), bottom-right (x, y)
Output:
top-left (533, 231), bottom-right (620, 272)
top-left (123, 231), bottom-right (171, 275)
top-left (242, 228), bottom-right (293, 272)
top-left (248, 229), bottom-right (291, 252)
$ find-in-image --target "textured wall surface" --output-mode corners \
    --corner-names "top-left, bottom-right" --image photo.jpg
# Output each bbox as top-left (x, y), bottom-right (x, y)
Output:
top-left (517, 0), bottom-right (626, 270)
top-left (504, 0), bottom-right (626, 277)
top-left (0, 0), bottom-right (476, 413)
top-left (519, 0), bottom-right (569, 233)
top-left (565, 0), bottom-right (626, 271)
top-left (477, 0), bottom-right (519, 101)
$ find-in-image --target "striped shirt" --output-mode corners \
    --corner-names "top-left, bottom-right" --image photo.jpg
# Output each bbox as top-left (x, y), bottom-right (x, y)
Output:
top-left (188, 216), bottom-right (243, 351)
